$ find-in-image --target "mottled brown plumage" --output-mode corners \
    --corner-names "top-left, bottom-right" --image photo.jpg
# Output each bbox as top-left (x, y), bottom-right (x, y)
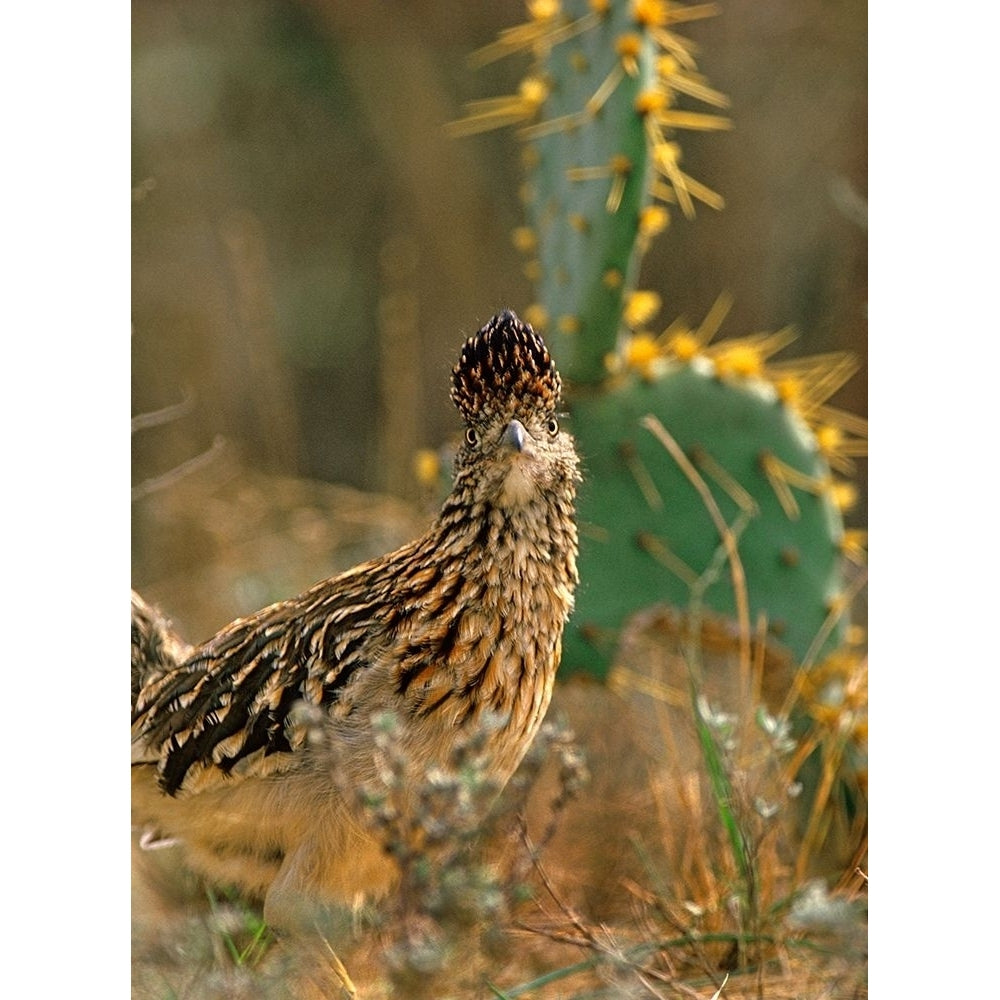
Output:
top-left (131, 310), bottom-right (580, 928)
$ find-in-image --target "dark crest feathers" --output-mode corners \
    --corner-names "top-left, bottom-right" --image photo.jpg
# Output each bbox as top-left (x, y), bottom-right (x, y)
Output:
top-left (451, 309), bottom-right (561, 427)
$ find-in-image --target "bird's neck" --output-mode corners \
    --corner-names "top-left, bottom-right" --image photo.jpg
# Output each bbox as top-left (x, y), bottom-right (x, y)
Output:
top-left (431, 487), bottom-right (578, 592)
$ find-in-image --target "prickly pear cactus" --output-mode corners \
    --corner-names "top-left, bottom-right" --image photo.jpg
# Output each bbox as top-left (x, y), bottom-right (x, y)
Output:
top-left (567, 352), bottom-right (854, 674)
top-left (517, 1), bottom-right (656, 382)
top-left (451, 0), bottom-right (866, 677)
top-left (450, 0), bottom-right (730, 384)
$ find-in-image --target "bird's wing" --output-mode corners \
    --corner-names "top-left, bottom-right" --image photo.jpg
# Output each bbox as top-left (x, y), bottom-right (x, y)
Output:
top-left (132, 571), bottom-right (388, 796)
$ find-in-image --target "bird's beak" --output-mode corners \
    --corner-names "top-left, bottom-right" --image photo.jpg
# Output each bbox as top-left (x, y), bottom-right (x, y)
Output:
top-left (502, 419), bottom-right (528, 453)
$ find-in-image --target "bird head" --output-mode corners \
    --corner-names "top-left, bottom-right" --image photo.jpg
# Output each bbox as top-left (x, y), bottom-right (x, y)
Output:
top-left (451, 310), bottom-right (579, 510)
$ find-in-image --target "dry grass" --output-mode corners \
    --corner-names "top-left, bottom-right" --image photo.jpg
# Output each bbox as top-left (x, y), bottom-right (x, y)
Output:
top-left (132, 459), bottom-right (866, 998)
top-left (132, 608), bottom-right (867, 998)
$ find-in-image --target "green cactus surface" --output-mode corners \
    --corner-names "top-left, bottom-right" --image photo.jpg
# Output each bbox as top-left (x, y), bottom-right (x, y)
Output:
top-left (564, 359), bottom-right (849, 676)
top-left (520, 2), bottom-right (656, 382)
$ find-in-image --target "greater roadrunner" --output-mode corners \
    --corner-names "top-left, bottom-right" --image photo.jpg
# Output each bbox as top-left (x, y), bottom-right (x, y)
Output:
top-left (131, 310), bottom-right (580, 929)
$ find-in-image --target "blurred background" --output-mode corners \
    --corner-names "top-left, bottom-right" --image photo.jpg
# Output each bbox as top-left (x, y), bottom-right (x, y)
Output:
top-left (131, 0), bottom-right (866, 642)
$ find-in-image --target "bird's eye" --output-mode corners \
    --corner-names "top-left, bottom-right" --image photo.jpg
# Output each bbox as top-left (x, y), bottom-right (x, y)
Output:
top-left (546, 417), bottom-right (559, 436)
top-left (465, 428), bottom-right (479, 448)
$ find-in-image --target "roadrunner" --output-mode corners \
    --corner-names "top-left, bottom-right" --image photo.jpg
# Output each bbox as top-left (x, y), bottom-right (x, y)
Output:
top-left (131, 310), bottom-right (580, 929)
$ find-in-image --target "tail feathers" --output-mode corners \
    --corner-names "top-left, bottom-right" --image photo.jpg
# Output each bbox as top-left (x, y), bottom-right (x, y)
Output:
top-left (131, 591), bottom-right (192, 711)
